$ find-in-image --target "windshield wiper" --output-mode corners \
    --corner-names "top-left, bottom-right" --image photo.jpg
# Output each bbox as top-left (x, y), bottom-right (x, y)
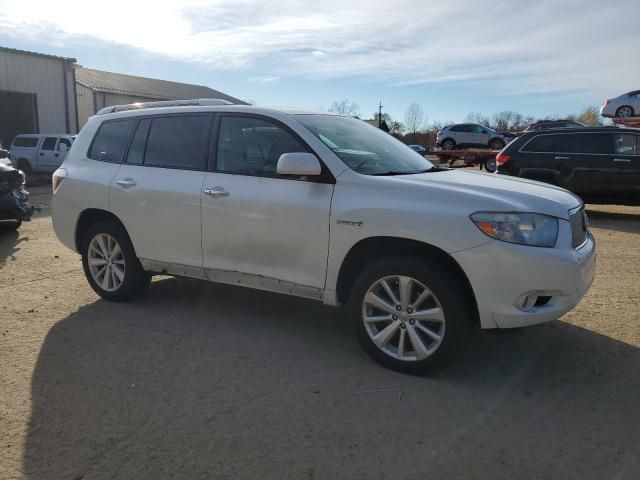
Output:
top-left (370, 167), bottom-right (441, 176)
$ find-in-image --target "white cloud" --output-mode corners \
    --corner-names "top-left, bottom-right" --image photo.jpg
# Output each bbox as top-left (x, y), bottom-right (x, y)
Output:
top-left (0, 0), bottom-right (637, 96)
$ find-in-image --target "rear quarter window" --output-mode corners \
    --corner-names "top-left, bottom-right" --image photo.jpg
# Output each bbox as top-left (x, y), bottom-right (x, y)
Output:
top-left (521, 134), bottom-right (560, 152)
top-left (88, 119), bottom-right (137, 163)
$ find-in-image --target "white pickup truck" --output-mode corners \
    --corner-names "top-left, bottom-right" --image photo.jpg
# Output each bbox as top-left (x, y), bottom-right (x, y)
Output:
top-left (9, 134), bottom-right (75, 174)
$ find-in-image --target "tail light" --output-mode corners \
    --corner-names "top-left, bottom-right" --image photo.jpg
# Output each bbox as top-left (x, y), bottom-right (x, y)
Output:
top-left (496, 153), bottom-right (510, 165)
top-left (52, 168), bottom-right (67, 193)
top-left (604, 99), bottom-right (610, 106)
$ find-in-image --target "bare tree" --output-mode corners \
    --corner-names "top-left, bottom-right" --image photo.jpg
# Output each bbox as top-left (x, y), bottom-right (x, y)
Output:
top-left (404, 102), bottom-right (425, 142)
top-left (328, 99), bottom-right (360, 117)
top-left (465, 112), bottom-right (491, 127)
top-left (576, 106), bottom-right (603, 127)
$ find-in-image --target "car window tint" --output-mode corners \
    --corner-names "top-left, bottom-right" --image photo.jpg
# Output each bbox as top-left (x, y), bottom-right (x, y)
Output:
top-left (126, 118), bottom-right (151, 165)
top-left (522, 134), bottom-right (560, 152)
top-left (562, 133), bottom-right (611, 154)
top-left (57, 138), bottom-right (72, 151)
top-left (449, 125), bottom-right (463, 132)
top-left (89, 119), bottom-right (137, 163)
top-left (614, 134), bottom-right (639, 155)
top-left (144, 115), bottom-right (209, 169)
top-left (41, 137), bottom-right (57, 150)
top-left (216, 116), bottom-right (308, 176)
top-left (12, 137), bottom-right (38, 148)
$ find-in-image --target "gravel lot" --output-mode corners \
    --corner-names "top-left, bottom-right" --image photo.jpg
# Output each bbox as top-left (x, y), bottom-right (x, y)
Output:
top-left (1, 185), bottom-right (639, 479)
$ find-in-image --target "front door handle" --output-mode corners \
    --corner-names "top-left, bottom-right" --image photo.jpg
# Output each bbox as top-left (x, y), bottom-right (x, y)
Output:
top-left (555, 156), bottom-right (570, 160)
top-left (204, 187), bottom-right (229, 198)
top-left (116, 178), bottom-right (137, 188)
top-left (613, 158), bottom-right (631, 162)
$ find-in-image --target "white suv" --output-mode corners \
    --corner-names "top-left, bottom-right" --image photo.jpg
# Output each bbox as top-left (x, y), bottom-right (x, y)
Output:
top-left (436, 123), bottom-right (512, 151)
top-left (51, 99), bottom-right (596, 374)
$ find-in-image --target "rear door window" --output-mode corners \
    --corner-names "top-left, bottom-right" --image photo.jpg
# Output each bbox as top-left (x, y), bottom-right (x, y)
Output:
top-left (562, 133), bottom-right (611, 154)
top-left (143, 115), bottom-right (210, 170)
top-left (614, 134), bottom-right (640, 155)
top-left (41, 137), bottom-right (57, 151)
top-left (12, 137), bottom-right (39, 148)
top-left (89, 119), bottom-right (137, 163)
top-left (125, 118), bottom-right (151, 165)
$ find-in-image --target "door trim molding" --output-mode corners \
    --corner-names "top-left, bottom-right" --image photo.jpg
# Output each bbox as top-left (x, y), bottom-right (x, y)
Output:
top-left (140, 258), bottom-right (325, 302)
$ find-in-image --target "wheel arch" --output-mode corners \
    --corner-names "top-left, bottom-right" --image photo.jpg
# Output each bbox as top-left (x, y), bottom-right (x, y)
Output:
top-left (335, 236), bottom-right (479, 322)
top-left (75, 208), bottom-right (129, 252)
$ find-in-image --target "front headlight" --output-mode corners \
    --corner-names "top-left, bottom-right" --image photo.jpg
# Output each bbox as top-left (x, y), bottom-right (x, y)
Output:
top-left (470, 212), bottom-right (559, 247)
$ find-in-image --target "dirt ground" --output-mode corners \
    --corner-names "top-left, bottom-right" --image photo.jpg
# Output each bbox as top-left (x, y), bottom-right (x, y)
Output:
top-left (1, 186), bottom-right (639, 479)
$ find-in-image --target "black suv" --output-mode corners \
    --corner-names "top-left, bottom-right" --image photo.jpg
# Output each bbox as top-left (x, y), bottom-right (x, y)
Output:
top-left (496, 127), bottom-right (640, 205)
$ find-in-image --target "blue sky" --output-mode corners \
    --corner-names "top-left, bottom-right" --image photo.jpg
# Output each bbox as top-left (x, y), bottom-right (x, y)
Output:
top-left (1, 0), bottom-right (638, 124)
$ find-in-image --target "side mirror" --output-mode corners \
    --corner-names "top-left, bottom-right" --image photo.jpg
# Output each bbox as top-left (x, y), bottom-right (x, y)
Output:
top-left (58, 143), bottom-right (68, 153)
top-left (277, 152), bottom-right (322, 176)
top-left (482, 130), bottom-right (488, 134)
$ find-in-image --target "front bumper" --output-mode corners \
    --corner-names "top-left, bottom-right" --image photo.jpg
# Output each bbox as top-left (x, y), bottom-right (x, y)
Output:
top-left (452, 231), bottom-right (596, 329)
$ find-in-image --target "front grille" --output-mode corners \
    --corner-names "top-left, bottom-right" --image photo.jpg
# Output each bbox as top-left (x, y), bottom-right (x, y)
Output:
top-left (570, 208), bottom-right (589, 248)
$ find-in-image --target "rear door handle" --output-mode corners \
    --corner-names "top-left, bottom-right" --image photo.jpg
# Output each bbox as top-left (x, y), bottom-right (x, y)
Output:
top-left (116, 178), bottom-right (137, 188)
top-left (613, 158), bottom-right (631, 162)
top-left (204, 187), bottom-right (229, 198)
top-left (555, 156), bottom-right (570, 160)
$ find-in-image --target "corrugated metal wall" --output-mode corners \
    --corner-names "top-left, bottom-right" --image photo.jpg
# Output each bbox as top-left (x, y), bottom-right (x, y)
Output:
top-left (0, 50), bottom-right (77, 134)
top-left (77, 91), bottom-right (166, 128)
top-left (76, 83), bottom-right (95, 128)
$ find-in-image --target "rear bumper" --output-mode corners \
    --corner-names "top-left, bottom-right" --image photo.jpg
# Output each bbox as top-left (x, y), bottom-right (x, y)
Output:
top-left (452, 232), bottom-right (596, 329)
top-left (599, 105), bottom-right (615, 118)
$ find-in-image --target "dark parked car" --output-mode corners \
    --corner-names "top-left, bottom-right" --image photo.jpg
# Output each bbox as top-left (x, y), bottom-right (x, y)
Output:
top-left (496, 127), bottom-right (640, 205)
top-left (523, 120), bottom-right (586, 131)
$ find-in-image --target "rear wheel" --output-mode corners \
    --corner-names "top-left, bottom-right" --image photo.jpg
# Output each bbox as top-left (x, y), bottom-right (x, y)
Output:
top-left (616, 105), bottom-right (634, 118)
top-left (81, 221), bottom-right (150, 301)
top-left (349, 256), bottom-right (473, 374)
top-left (441, 139), bottom-right (456, 151)
top-left (489, 138), bottom-right (505, 150)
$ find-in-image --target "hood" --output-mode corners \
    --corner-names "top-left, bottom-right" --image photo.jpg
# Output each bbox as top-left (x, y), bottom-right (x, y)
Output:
top-left (393, 169), bottom-right (582, 219)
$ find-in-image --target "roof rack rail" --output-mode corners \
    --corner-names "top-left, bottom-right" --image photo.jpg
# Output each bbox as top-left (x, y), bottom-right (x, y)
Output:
top-left (96, 98), bottom-right (233, 115)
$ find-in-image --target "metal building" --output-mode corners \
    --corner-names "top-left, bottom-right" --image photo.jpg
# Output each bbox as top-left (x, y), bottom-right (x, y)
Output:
top-left (75, 67), bottom-right (247, 127)
top-left (0, 47), bottom-right (78, 147)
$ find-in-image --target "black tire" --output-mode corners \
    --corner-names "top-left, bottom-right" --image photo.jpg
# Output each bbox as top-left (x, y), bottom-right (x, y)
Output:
top-left (441, 139), bottom-right (456, 151)
top-left (0, 218), bottom-right (22, 231)
top-left (489, 138), bottom-right (505, 150)
top-left (349, 256), bottom-right (473, 375)
top-left (615, 105), bottom-right (634, 118)
top-left (485, 157), bottom-right (497, 173)
top-left (81, 221), bottom-right (151, 301)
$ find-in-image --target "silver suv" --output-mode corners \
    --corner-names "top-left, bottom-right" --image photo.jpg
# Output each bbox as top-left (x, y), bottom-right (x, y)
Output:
top-left (436, 123), bottom-right (512, 150)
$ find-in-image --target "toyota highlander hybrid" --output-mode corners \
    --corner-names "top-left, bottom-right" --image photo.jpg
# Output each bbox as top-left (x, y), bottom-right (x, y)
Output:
top-left (51, 99), bottom-right (596, 374)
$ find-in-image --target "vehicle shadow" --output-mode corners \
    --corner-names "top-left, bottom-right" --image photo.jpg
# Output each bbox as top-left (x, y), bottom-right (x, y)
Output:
top-left (0, 227), bottom-right (26, 267)
top-left (586, 207), bottom-right (640, 235)
top-left (22, 277), bottom-right (640, 479)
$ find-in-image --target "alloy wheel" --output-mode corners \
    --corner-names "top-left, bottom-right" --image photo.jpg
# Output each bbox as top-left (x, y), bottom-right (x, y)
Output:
top-left (88, 233), bottom-right (126, 292)
top-left (617, 106), bottom-right (633, 118)
top-left (362, 275), bottom-right (445, 361)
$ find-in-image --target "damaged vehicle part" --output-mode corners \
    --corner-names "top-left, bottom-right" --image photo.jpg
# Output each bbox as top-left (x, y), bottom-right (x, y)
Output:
top-left (0, 163), bottom-right (37, 230)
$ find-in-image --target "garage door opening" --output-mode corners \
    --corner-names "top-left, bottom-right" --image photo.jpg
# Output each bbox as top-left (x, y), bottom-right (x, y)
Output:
top-left (0, 90), bottom-right (38, 148)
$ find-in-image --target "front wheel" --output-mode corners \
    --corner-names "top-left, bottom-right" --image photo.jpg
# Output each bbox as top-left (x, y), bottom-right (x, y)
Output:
top-left (485, 157), bottom-right (497, 173)
top-left (81, 221), bottom-right (150, 301)
top-left (349, 257), bottom-right (472, 374)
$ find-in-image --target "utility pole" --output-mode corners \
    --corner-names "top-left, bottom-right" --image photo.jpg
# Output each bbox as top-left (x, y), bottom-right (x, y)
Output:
top-left (378, 101), bottom-right (383, 128)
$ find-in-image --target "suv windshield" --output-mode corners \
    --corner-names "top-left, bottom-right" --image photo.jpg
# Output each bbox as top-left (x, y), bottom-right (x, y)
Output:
top-left (294, 114), bottom-right (435, 175)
